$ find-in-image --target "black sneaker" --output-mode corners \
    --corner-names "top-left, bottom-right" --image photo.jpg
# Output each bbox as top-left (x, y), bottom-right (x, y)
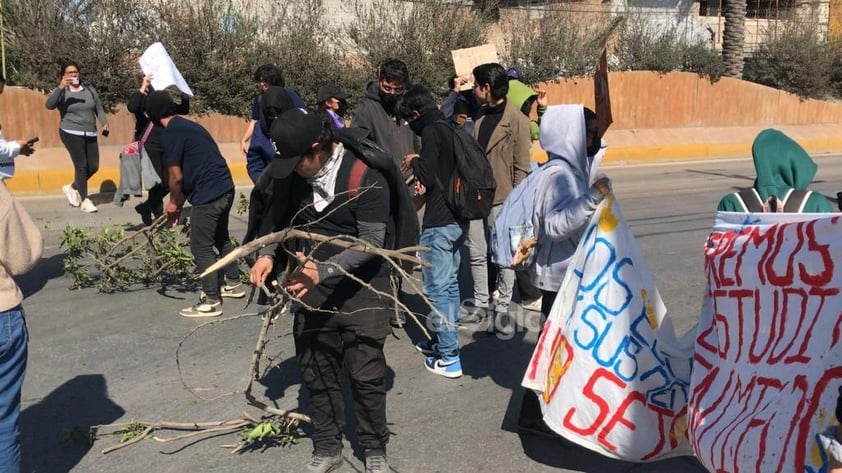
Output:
top-left (459, 305), bottom-right (489, 325)
top-left (365, 453), bottom-right (389, 473)
top-left (134, 202), bottom-right (153, 226)
top-left (306, 452), bottom-right (343, 473)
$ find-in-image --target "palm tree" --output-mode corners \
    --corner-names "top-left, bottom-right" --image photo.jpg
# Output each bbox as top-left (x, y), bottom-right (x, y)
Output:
top-left (721, 0), bottom-right (746, 77)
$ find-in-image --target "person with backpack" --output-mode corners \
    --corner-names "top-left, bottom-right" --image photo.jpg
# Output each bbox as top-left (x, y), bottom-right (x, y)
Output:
top-left (516, 104), bottom-right (611, 436)
top-left (45, 61), bottom-right (110, 213)
top-left (397, 85), bottom-right (469, 379)
top-left (716, 129), bottom-right (833, 213)
top-left (460, 63), bottom-right (532, 336)
top-left (248, 108), bottom-right (405, 473)
top-left (505, 67), bottom-right (548, 313)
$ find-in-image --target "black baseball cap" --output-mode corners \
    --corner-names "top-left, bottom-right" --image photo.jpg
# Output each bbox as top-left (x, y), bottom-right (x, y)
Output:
top-left (316, 84), bottom-right (349, 104)
top-left (265, 108), bottom-right (324, 179)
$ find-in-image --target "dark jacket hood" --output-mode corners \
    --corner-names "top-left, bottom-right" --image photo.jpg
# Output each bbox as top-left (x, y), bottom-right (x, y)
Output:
top-left (259, 86), bottom-right (294, 134)
top-left (364, 80), bottom-right (381, 102)
top-left (410, 108), bottom-right (446, 135)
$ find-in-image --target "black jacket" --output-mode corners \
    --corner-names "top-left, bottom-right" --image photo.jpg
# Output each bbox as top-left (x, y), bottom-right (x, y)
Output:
top-left (409, 108), bottom-right (459, 228)
top-left (243, 127), bottom-right (421, 304)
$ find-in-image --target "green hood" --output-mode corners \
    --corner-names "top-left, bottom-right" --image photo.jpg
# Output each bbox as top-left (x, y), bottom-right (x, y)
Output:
top-left (752, 129), bottom-right (818, 200)
top-left (506, 80), bottom-right (537, 111)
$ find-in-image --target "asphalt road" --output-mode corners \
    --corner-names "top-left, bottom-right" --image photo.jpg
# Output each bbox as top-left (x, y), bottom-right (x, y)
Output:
top-left (13, 154), bottom-right (842, 473)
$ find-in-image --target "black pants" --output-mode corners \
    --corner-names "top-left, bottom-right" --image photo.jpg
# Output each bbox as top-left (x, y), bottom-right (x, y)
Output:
top-left (294, 281), bottom-right (392, 456)
top-left (519, 289), bottom-right (559, 424)
top-left (59, 130), bottom-right (99, 200)
top-left (516, 270), bottom-right (542, 302)
top-left (189, 191), bottom-right (238, 301)
top-left (143, 144), bottom-right (169, 216)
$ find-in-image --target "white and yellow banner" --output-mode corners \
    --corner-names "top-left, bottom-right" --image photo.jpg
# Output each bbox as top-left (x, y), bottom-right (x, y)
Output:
top-left (523, 200), bottom-right (842, 471)
top-left (522, 196), bottom-right (695, 461)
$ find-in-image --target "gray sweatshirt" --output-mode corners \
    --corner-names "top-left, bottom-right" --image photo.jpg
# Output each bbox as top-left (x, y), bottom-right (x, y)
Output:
top-left (45, 86), bottom-right (108, 133)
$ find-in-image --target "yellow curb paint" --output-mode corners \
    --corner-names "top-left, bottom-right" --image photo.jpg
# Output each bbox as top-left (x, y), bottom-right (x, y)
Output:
top-left (6, 163), bottom-right (251, 196)
top-left (6, 137), bottom-right (842, 195)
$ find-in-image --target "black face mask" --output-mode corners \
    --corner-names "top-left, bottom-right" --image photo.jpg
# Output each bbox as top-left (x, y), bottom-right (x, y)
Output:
top-left (408, 114), bottom-right (424, 135)
top-left (379, 90), bottom-right (400, 115)
top-left (336, 99), bottom-right (348, 117)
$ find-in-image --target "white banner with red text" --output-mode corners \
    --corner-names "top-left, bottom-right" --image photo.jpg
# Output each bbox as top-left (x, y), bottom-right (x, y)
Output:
top-left (522, 195), bottom-right (695, 461)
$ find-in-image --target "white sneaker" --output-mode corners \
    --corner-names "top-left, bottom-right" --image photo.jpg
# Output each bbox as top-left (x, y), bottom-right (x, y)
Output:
top-left (80, 198), bottom-right (98, 213)
top-left (62, 184), bottom-right (81, 207)
top-left (179, 298), bottom-right (222, 318)
top-left (522, 297), bottom-right (543, 312)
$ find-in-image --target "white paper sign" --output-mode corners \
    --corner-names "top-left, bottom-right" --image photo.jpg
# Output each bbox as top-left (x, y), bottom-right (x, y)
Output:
top-left (138, 42), bottom-right (194, 97)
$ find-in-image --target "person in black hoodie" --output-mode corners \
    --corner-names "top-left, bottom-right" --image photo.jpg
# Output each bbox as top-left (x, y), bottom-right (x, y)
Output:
top-left (245, 86), bottom-right (294, 184)
top-left (248, 108), bottom-right (394, 473)
top-left (351, 58), bottom-right (420, 328)
top-left (126, 76), bottom-right (189, 225)
top-left (351, 58), bottom-right (418, 167)
top-left (398, 85), bottom-right (468, 379)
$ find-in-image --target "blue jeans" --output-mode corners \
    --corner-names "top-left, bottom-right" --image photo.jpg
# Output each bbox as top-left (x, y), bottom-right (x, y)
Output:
top-left (0, 307), bottom-right (27, 473)
top-left (420, 223), bottom-right (466, 356)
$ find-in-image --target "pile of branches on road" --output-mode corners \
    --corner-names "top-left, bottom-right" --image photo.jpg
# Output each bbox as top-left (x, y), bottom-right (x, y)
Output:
top-left (59, 216), bottom-right (197, 293)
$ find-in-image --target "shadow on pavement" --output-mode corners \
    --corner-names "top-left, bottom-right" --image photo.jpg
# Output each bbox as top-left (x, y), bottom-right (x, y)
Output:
top-left (17, 252), bottom-right (65, 297)
top-left (517, 434), bottom-right (708, 472)
top-left (460, 318), bottom-right (710, 473)
top-left (20, 374), bottom-right (125, 473)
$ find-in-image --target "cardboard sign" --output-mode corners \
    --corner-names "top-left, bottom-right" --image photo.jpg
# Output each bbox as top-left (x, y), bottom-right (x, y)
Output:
top-left (594, 49), bottom-right (613, 136)
top-left (451, 44), bottom-right (499, 91)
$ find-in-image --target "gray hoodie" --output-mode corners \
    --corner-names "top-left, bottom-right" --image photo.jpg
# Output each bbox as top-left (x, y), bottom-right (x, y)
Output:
top-left (529, 105), bottom-right (605, 293)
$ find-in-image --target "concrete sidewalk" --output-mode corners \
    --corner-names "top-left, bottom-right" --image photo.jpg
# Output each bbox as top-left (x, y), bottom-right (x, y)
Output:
top-left (7, 123), bottom-right (842, 196)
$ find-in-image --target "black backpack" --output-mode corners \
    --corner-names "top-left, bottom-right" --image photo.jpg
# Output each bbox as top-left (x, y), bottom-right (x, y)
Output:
top-left (733, 188), bottom-right (812, 213)
top-left (334, 127), bottom-right (421, 273)
top-left (434, 120), bottom-right (496, 220)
